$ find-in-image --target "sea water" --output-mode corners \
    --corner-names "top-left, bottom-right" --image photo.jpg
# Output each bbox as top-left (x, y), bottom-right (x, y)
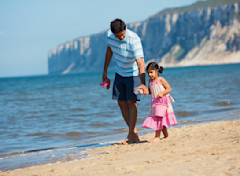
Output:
top-left (0, 64), bottom-right (240, 171)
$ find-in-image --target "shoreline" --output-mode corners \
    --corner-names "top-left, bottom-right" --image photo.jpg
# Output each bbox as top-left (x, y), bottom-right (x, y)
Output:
top-left (1, 120), bottom-right (240, 176)
top-left (0, 115), bottom-right (236, 172)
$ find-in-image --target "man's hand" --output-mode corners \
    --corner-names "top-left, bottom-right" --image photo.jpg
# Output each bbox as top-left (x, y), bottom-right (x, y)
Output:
top-left (136, 58), bottom-right (148, 95)
top-left (136, 84), bottom-right (149, 95)
top-left (102, 72), bottom-right (107, 82)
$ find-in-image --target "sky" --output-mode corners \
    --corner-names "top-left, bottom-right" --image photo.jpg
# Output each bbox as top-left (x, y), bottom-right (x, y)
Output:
top-left (0, 0), bottom-right (197, 77)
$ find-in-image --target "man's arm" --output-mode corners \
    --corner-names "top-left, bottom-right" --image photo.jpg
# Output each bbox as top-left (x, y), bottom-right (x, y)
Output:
top-left (102, 46), bottom-right (113, 81)
top-left (136, 58), bottom-right (149, 95)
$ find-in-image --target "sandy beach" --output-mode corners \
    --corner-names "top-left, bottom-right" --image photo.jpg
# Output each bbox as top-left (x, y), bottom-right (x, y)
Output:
top-left (1, 120), bottom-right (240, 176)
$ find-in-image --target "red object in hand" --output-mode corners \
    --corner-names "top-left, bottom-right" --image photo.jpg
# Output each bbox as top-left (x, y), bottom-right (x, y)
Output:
top-left (100, 78), bottom-right (111, 89)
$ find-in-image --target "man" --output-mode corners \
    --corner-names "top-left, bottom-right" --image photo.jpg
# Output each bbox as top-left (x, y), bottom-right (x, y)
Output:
top-left (102, 18), bottom-right (149, 144)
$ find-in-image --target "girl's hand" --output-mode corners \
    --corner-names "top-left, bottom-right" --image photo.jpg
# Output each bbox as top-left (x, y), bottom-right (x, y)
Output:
top-left (157, 92), bottom-right (164, 98)
top-left (136, 84), bottom-right (149, 95)
top-left (136, 88), bottom-right (144, 94)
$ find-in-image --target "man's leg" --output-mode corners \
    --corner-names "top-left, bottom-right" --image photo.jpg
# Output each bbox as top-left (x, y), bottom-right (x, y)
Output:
top-left (118, 100), bottom-right (139, 144)
top-left (118, 100), bottom-right (129, 125)
top-left (127, 100), bottom-right (137, 137)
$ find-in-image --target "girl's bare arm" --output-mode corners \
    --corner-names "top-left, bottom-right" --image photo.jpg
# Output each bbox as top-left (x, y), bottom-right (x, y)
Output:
top-left (158, 77), bottom-right (172, 97)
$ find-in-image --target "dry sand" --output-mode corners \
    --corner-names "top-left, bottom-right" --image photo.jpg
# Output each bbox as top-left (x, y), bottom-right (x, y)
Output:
top-left (1, 120), bottom-right (240, 176)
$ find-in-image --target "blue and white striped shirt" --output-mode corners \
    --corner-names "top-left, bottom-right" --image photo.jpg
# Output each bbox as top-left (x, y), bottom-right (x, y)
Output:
top-left (106, 29), bottom-right (144, 77)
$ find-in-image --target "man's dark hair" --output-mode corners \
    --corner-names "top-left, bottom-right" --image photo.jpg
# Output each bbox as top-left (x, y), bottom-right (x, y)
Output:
top-left (110, 19), bottom-right (126, 34)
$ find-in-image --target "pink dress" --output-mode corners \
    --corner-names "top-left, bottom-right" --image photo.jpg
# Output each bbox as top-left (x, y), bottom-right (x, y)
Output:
top-left (142, 77), bottom-right (177, 131)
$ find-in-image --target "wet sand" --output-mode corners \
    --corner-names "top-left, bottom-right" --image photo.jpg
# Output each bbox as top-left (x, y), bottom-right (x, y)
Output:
top-left (1, 120), bottom-right (240, 176)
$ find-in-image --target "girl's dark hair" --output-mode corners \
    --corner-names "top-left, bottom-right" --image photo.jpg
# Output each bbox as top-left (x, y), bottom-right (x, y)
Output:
top-left (110, 19), bottom-right (126, 34)
top-left (146, 62), bottom-right (164, 74)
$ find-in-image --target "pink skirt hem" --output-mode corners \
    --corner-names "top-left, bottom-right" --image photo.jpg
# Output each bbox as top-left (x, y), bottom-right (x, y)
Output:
top-left (142, 113), bottom-right (177, 131)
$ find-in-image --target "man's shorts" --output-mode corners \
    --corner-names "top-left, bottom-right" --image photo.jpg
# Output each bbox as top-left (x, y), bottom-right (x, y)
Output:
top-left (112, 73), bottom-right (141, 101)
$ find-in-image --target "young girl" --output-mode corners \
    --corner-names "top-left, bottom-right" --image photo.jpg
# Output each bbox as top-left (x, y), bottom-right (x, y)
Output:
top-left (142, 62), bottom-right (177, 143)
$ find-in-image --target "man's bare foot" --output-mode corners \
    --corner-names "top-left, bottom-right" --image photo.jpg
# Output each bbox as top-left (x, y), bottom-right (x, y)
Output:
top-left (119, 138), bottom-right (128, 145)
top-left (127, 138), bottom-right (139, 144)
top-left (133, 132), bottom-right (140, 142)
top-left (148, 137), bottom-right (161, 143)
top-left (127, 132), bottom-right (140, 144)
top-left (119, 133), bottom-right (140, 145)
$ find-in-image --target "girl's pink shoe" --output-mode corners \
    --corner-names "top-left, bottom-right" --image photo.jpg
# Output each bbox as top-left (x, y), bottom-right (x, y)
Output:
top-left (100, 78), bottom-right (111, 89)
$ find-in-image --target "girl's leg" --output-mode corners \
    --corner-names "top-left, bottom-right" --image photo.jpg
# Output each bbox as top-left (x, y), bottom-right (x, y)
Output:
top-left (162, 126), bottom-right (168, 138)
top-left (148, 130), bottom-right (161, 143)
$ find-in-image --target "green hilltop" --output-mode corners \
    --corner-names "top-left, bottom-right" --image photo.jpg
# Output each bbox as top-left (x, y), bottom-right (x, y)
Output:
top-left (153, 0), bottom-right (240, 17)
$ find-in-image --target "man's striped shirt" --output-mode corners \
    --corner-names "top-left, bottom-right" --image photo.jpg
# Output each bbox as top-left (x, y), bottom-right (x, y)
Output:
top-left (106, 29), bottom-right (144, 77)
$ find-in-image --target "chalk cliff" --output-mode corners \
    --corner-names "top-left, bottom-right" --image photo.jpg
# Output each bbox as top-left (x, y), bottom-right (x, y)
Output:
top-left (48, 1), bottom-right (240, 74)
